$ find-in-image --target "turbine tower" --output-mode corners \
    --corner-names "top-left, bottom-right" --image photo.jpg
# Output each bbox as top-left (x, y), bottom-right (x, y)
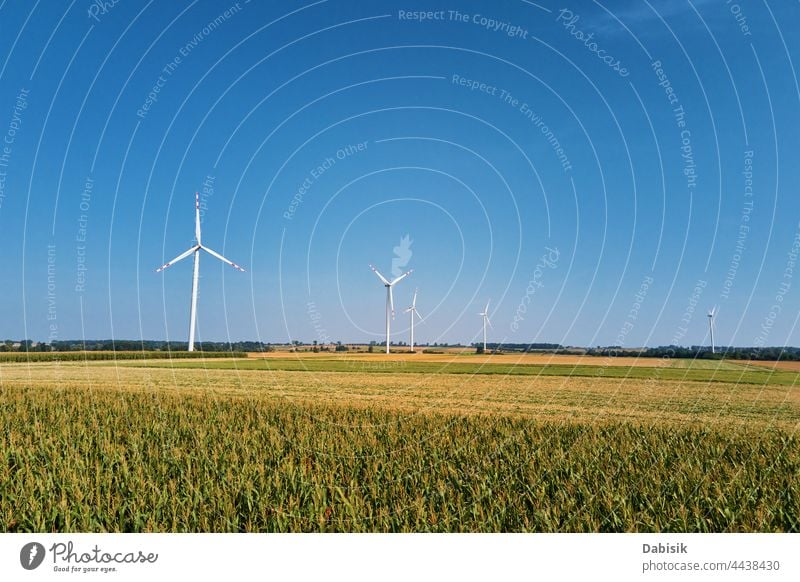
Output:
top-left (157, 192), bottom-right (245, 351)
top-left (478, 299), bottom-right (491, 352)
top-left (369, 264), bottom-right (412, 354)
top-left (404, 288), bottom-right (423, 353)
top-left (707, 306), bottom-right (717, 354)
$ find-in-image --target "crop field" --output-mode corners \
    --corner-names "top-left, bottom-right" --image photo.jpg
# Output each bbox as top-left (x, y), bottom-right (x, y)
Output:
top-left (249, 350), bottom-right (752, 368)
top-left (744, 360), bottom-right (800, 372)
top-left (0, 355), bottom-right (797, 532)
top-left (122, 355), bottom-right (800, 386)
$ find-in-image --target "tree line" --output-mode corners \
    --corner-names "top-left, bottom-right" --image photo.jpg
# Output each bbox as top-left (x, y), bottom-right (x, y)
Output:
top-left (584, 345), bottom-right (800, 361)
top-left (0, 340), bottom-right (273, 353)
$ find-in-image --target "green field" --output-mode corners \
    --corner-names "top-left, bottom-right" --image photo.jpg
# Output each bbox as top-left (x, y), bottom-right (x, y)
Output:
top-left (122, 356), bottom-right (800, 386)
top-left (0, 356), bottom-right (797, 532)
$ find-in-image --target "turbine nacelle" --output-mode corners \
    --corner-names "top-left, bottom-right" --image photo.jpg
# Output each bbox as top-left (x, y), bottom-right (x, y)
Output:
top-left (155, 245), bottom-right (245, 273)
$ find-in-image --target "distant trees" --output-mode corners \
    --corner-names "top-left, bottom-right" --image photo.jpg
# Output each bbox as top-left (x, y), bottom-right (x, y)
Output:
top-left (584, 345), bottom-right (800, 361)
top-left (1, 338), bottom-right (798, 360)
top-left (42, 340), bottom-right (278, 353)
top-left (471, 343), bottom-right (563, 353)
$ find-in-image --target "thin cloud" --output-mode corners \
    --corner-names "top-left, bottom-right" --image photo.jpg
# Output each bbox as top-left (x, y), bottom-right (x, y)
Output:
top-left (589, 0), bottom-right (718, 35)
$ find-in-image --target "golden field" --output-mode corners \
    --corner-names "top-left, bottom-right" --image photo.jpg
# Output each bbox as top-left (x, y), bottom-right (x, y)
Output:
top-left (0, 356), bottom-right (797, 532)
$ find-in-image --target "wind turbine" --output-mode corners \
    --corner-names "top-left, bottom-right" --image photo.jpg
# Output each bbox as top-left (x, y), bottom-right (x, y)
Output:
top-left (156, 192), bottom-right (245, 351)
top-left (707, 306), bottom-right (717, 354)
top-left (369, 264), bottom-right (412, 354)
top-left (404, 288), bottom-right (423, 352)
top-left (478, 299), bottom-right (491, 352)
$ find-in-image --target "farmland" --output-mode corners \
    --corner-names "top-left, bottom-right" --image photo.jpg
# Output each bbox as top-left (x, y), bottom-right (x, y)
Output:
top-left (0, 354), bottom-right (797, 532)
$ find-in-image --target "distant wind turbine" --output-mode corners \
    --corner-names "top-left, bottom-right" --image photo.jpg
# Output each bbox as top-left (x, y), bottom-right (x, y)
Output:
top-left (404, 288), bottom-right (423, 352)
top-left (479, 299), bottom-right (491, 352)
top-left (708, 306), bottom-right (717, 354)
top-left (369, 264), bottom-right (412, 354)
top-left (156, 193), bottom-right (245, 352)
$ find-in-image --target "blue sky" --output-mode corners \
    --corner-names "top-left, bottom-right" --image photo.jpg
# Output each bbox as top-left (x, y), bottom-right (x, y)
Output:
top-left (0, 0), bottom-right (798, 348)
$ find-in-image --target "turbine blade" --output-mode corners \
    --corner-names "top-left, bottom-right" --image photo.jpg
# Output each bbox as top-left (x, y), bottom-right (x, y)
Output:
top-left (412, 288), bottom-right (418, 308)
top-left (390, 269), bottom-right (413, 285)
top-left (389, 286), bottom-right (395, 317)
top-left (156, 246), bottom-right (198, 272)
top-left (195, 192), bottom-right (201, 244)
top-left (414, 308), bottom-right (423, 321)
top-left (369, 264), bottom-right (390, 286)
top-left (201, 245), bottom-right (246, 272)
top-left (484, 299), bottom-right (491, 313)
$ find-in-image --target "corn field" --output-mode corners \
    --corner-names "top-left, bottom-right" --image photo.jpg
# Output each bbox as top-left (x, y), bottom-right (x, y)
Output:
top-left (1, 383), bottom-right (796, 532)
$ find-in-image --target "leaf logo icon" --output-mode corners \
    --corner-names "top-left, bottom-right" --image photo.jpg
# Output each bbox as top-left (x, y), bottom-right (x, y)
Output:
top-left (391, 234), bottom-right (413, 277)
top-left (20, 542), bottom-right (46, 570)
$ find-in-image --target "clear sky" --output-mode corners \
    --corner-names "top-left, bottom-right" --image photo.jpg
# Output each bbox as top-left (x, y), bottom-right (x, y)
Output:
top-left (0, 0), bottom-right (798, 348)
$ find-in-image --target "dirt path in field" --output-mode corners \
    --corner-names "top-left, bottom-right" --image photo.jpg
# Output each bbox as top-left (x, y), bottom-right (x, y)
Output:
top-left (737, 360), bottom-right (800, 372)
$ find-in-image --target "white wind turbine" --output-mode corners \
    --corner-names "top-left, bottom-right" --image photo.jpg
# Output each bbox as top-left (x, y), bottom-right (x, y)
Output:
top-left (707, 306), bottom-right (717, 354)
top-left (157, 192), bottom-right (245, 351)
top-left (478, 299), bottom-right (491, 352)
top-left (369, 264), bottom-right (412, 354)
top-left (404, 288), bottom-right (423, 352)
